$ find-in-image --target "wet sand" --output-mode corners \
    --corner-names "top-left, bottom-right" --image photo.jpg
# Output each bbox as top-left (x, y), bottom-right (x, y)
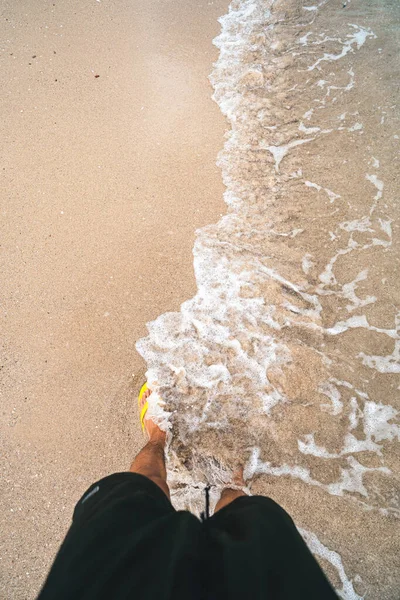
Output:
top-left (0, 0), bottom-right (228, 596)
top-left (137, 0), bottom-right (400, 597)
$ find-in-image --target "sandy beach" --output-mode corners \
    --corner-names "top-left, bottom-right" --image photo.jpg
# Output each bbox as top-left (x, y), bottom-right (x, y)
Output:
top-left (0, 0), bottom-right (228, 597)
top-left (136, 0), bottom-right (400, 597)
top-left (2, 0), bottom-right (400, 598)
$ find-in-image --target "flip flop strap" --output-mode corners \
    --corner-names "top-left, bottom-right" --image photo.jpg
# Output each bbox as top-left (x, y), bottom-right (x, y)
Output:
top-left (138, 382), bottom-right (148, 404)
top-left (140, 402), bottom-right (148, 431)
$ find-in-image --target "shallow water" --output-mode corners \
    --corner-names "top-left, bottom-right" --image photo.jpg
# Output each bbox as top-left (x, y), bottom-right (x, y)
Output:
top-left (137, 0), bottom-right (400, 596)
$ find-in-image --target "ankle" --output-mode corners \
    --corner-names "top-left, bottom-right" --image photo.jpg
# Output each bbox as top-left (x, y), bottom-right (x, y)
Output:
top-left (214, 487), bottom-right (247, 513)
top-left (148, 430), bottom-right (167, 447)
top-left (221, 487), bottom-right (247, 499)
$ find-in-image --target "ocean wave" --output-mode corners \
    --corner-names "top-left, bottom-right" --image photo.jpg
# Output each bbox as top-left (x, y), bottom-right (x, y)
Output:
top-left (137, 0), bottom-right (400, 595)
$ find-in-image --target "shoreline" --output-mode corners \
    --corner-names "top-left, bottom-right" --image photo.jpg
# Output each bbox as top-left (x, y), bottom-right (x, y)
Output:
top-left (0, 1), bottom-right (229, 596)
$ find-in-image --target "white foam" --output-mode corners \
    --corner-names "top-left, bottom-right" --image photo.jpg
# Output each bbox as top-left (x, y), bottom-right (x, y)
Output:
top-left (299, 32), bottom-right (312, 46)
top-left (299, 529), bottom-right (363, 600)
top-left (299, 121), bottom-right (321, 134)
top-left (305, 180), bottom-right (341, 203)
top-left (379, 218), bottom-right (392, 237)
top-left (265, 138), bottom-right (314, 171)
top-left (360, 314), bottom-right (399, 373)
top-left (299, 396), bottom-right (400, 459)
top-left (136, 4), bottom-right (398, 592)
top-left (370, 156), bottom-right (380, 168)
top-left (348, 122), bottom-right (363, 132)
top-left (302, 253), bottom-right (314, 274)
top-left (319, 381), bottom-right (343, 415)
top-left (251, 447), bottom-right (390, 501)
top-left (359, 345), bottom-right (400, 373)
top-left (326, 315), bottom-right (397, 339)
top-left (366, 173), bottom-right (384, 201)
top-left (342, 270), bottom-right (376, 312)
top-left (339, 216), bottom-right (373, 232)
top-left (308, 25), bottom-right (376, 71)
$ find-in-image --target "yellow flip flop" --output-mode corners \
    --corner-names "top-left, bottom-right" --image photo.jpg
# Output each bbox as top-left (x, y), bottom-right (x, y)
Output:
top-left (138, 382), bottom-right (149, 432)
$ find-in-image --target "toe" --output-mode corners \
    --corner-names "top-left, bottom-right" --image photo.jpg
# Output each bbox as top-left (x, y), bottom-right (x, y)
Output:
top-left (139, 387), bottom-right (151, 410)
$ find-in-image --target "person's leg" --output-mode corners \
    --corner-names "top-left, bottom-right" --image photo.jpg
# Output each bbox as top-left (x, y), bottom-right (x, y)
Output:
top-left (214, 467), bottom-right (248, 513)
top-left (209, 466), bottom-right (339, 598)
top-left (130, 387), bottom-right (170, 498)
top-left (214, 487), bottom-right (247, 512)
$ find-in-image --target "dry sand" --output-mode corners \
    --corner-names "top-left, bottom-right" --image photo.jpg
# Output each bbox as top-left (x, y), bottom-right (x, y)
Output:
top-left (0, 0), bottom-right (228, 597)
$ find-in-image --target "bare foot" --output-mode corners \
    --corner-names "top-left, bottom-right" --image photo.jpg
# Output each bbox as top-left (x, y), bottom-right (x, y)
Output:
top-left (214, 466), bottom-right (249, 513)
top-left (232, 466), bottom-right (246, 488)
top-left (139, 387), bottom-right (166, 445)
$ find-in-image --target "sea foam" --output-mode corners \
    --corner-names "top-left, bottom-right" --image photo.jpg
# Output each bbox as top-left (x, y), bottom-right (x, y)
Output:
top-left (137, 0), bottom-right (400, 595)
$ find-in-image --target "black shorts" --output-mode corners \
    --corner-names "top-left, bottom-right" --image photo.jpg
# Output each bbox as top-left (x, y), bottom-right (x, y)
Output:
top-left (37, 473), bottom-right (338, 599)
